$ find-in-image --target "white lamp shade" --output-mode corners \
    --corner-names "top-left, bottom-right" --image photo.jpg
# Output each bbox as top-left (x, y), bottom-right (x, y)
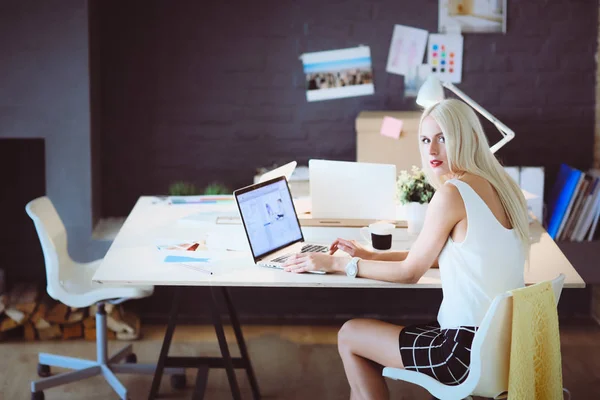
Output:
top-left (416, 75), bottom-right (445, 108)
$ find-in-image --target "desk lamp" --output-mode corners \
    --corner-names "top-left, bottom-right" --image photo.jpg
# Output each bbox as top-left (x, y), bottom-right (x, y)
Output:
top-left (416, 75), bottom-right (515, 153)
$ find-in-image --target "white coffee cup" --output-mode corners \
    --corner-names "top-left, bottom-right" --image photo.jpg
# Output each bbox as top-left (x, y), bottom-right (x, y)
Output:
top-left (360, 222), bottom-right (395, 250)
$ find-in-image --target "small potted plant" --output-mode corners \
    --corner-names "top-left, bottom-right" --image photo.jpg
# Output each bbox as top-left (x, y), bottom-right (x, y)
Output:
top-left (168, 181), bottom-right (200, 196)
top-left (203, 182), bottom-right (231, 195)
top-left (396, 166), bottom-right (436, 234)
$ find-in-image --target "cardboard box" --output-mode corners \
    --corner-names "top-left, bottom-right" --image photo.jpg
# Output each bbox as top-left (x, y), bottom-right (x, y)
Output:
top-left (355, 111), bottom-right (423, 173)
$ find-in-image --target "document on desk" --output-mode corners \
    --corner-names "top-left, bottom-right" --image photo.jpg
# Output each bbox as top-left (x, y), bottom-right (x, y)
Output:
top-left (160, 248), bottom-right (248, 268)
top-left (168, 195), bottom-right (235, 205)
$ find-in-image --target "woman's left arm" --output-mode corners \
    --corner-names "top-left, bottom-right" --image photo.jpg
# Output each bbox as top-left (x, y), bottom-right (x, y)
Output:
top-left (355, 184), bottom-right (464, 283)
top-left (284, 184), bottom-right (463, 283)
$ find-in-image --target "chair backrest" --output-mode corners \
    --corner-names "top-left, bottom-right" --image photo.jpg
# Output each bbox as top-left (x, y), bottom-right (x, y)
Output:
top-left (25, 196), bottom-right (73, 302)
top-left (462, 274), bottom-right (566, 398)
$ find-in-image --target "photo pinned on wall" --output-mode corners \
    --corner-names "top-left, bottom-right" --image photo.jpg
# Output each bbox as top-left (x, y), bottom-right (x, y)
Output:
top-left (301, 46), bottom-right (374, 102)
top-left (385, 24), bottom-right (428, 76)
top-left (404, 64), bottom-right (431, 98)
top-left (439, 0), bottom-right (507, 34)
top-left (427, 34), bottom-right (464, 84)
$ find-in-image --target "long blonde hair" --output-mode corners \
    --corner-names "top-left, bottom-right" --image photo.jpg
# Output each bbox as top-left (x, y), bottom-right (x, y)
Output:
top-left (419, 99), bottom-right (530, 260)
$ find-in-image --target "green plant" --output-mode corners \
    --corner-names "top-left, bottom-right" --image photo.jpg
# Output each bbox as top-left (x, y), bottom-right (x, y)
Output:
top-left (203, 182), bottom-right (231, 195)
top-left (168, 181), bottom-right (200, 196)
top-left (396, 166), bottom-right (436, 205)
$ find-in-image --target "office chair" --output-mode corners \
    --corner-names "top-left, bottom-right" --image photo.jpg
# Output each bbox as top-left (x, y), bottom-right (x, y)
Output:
top-left (382, 274), bottom-right (566, 400)
top-left (26, 196), bottom-right (185, 400)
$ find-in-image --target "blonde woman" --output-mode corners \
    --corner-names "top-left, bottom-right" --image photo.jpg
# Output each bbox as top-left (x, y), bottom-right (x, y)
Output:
top-left (283, 99), bottom-right (530, 399)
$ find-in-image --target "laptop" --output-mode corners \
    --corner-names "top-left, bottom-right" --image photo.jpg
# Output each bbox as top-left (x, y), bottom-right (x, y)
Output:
top-left (234, 176), bottom-right (329, 273)
top-left (309, 159), bottom-right (397, 221)
top-left (257, 161), bottom-right (297, 183)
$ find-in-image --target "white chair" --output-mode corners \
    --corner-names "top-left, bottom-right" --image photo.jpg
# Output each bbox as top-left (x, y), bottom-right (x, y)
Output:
top-left (382, 274), bottom-right (566, 400)
top-left (26, 196), bottom-right (185, 400)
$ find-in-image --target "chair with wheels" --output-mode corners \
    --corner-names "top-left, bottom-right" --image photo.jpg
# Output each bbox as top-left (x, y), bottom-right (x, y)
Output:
top-left (26, 196), bottom-right (186, 400)
top-left (382, 274), bottom-right (567, 400)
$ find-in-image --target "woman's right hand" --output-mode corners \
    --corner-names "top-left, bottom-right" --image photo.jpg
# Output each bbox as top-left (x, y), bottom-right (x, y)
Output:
top-left (329, 238), bottom-right (375, 260)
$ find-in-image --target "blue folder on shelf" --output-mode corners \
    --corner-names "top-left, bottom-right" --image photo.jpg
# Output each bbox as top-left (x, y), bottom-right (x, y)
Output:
top-left (546, 164), bottom-right (583, 239)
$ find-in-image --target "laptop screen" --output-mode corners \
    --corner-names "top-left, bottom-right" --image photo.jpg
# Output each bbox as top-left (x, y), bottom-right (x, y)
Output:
top-left (235, 178), bottom-right (303, 259)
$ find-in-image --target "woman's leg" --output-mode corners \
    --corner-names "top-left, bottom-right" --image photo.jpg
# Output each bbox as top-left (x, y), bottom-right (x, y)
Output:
top-left (338, 318), bottom-right (405, 400)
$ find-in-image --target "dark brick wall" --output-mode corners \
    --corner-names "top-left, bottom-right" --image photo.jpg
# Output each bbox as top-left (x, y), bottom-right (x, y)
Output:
top-left (89, 0), bottom-right (597, 323)
top-left (94, 0), bottom-right (598, 217)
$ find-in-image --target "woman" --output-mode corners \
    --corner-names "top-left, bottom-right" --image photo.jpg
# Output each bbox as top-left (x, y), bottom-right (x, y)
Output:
top-left (283, 99), bottom-right (529, 399)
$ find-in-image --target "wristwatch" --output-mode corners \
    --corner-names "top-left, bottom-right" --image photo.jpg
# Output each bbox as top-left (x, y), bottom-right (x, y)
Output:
top-left (345, 257), bottom-right (360, 278)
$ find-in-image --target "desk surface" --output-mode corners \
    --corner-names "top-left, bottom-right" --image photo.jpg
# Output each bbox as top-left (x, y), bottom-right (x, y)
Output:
top-left (92, 197), bottom-right (585, 289)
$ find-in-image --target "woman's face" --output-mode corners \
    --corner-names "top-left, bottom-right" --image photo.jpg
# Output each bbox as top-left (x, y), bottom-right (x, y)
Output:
top-left (420, 116), bottom-right (450, 177)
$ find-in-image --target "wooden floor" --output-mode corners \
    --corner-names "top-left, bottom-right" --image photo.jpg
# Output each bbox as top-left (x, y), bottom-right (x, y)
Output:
top-left (1, 320), bottom-right (599, 399)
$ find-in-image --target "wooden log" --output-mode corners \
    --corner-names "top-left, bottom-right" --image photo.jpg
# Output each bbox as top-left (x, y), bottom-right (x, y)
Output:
top-left (38, 324), bottom-right (62, 340)
top-left (0, 294), bottom-right (7, 315)
top-left (84, 327), bottom-right (115, 341)
top-left (24, 322), bottom-right (36, 341)
top-left (62, 323), bottom-right (83, 340)
top-left (67, 310), bottom-right (85, 323)
top-left (0, 315), bottom-right (18, 332)
top-left (107, 305), bottom-right (135, 336)
top-left (46, 303), bottom-right (69, 324)
top-left (82, 315), bottom-right (95, 330)
top-left (4, 308), bottom-right (25, 324)
top-left (116, 307), bottom-right (141, 340)
top-left (14, 283), bottom-right (39, 314)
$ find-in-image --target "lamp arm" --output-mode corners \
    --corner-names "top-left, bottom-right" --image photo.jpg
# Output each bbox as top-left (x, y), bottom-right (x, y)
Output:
top-left (442, 82), bottom-right (515, 153)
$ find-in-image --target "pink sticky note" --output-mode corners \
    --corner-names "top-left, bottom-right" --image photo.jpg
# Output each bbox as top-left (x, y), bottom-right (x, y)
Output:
top-left (380, 116), bottom-right (404, 139)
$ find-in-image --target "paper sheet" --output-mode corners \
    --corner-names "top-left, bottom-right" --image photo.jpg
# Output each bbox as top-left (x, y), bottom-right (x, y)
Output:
top-left (386, 25), bottom-right (429, 76)
top-left (380, 117), bottom-right (404, 139)
top-left (427, 34), bottom-right (464, 84)
top-left (404, 64), bottom-right (431, 98)
top-left (301, 46), bottom-right (374, 102)
top-left (439, 0), bottom-right (506, 34)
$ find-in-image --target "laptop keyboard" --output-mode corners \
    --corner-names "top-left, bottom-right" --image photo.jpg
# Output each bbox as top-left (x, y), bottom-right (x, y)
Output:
top-left (270, 244), bottom-right (329, 263)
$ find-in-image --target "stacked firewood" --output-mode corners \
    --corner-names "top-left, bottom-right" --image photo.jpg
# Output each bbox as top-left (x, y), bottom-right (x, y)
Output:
top-left (0, 283), bottom-right (141, 341)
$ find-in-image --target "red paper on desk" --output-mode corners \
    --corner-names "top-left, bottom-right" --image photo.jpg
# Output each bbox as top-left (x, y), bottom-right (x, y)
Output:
top-left (156, 240), bottom-right (208, 252)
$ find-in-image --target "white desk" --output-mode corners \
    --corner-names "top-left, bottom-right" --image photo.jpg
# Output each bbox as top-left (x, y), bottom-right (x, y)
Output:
top-left (92, 196), bottom-right (585, 400)
top-left (93, 196), bottom-right (585, 289)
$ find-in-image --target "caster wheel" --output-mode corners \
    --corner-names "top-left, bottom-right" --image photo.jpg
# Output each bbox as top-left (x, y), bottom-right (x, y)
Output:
top-left (31, 391), bottom-right (45, 400)
top-left (125, 353), bottom-right (137, 363)
top-left (171, 373), bottom-right (187, 389)
top-left (37, 364), bottom-right (51, 378)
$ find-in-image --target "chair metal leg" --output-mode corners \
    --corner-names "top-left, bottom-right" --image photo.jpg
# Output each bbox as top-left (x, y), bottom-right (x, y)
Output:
top-left (31, 365), bottom-right (102, 392)
top-left (38, 353), bottom-right (96, 370)
top-left (32, 300), bottom-right (184, 399)
top-left (102, 365), bottom-right (128, 399)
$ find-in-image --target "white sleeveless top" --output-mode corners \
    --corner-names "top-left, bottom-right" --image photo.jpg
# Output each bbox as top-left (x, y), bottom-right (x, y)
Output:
top-left (437, 179), bottom-right (525, 330)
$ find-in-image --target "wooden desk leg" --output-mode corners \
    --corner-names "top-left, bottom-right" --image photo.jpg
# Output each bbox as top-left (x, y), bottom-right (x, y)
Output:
top-left (192, 365), bottom-right (209, 400)
top-left (210, 287), bottom-right (242, 400)
top-left (223, 287), bottom-right (261, 400)
top-left (148, 287), bottom-right (182, 400)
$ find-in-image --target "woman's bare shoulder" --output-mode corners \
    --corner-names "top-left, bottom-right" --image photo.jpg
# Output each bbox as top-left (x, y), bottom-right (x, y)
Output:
top-left (457, 173), bottom-right (494, 194)
top-left (433, 181), bottom-right (465, 218)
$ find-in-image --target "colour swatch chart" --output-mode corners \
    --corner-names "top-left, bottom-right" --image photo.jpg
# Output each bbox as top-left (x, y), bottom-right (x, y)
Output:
top-left (427, 34), bottom-right (463, 84)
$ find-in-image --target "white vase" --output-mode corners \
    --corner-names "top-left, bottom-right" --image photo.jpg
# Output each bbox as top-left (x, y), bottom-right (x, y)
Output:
top-left (406, 202), bottom-right (428, 235)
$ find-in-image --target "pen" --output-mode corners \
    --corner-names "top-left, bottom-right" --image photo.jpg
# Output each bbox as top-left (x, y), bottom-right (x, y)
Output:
top-left (179, 263), bottom-right (214, 275)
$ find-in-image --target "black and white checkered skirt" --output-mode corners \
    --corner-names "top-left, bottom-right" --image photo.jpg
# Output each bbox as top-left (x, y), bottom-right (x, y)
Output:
top-left (398, 322), bottom-right (478, 386)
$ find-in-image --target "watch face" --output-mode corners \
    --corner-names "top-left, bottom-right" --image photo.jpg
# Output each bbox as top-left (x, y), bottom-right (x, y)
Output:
top-left (347, 264), bottom-right (357, 277)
